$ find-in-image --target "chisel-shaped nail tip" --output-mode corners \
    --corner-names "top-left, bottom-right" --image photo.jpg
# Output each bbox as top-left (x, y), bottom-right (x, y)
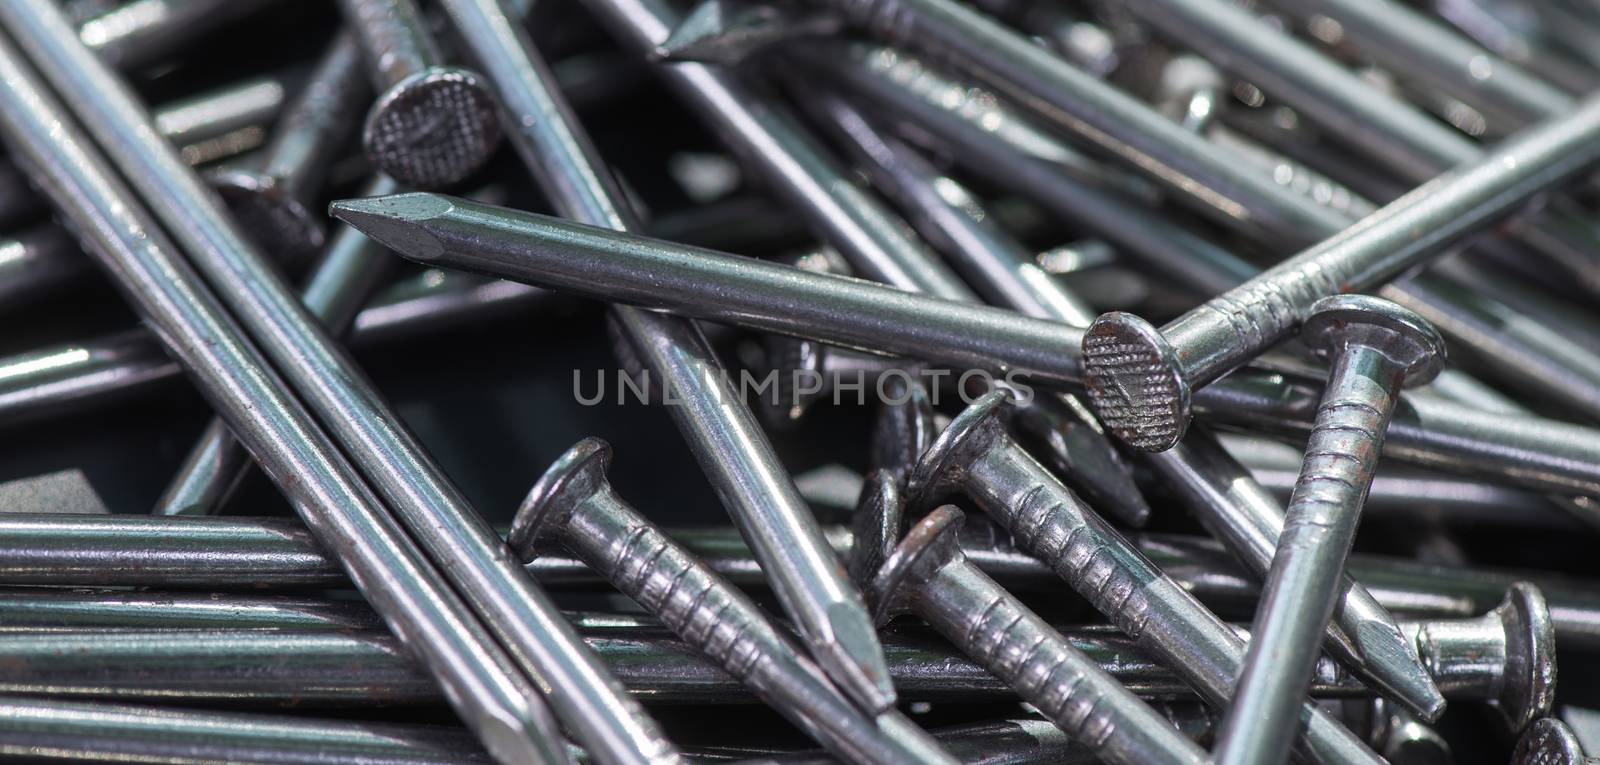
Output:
top-left (1357, 620), bottom-right (1447, 722)
top-left (329, 193), bottom-right (451, 263)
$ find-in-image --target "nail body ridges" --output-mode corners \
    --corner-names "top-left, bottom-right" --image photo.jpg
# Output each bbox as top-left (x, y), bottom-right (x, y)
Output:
top-left (857, 490), bottom-right (1209, 765)
top-left (1216, 296), bottom-right (1446, 765)
top-left (906, 391), bottom-right (1385, 765)
top-left (437, 0), bottom-right (893, 717)
top-left (508, 438), bottom-right (959, 765)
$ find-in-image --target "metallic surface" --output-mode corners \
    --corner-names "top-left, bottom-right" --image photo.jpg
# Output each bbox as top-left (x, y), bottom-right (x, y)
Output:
top-left (859, 497), bottom-right (1210, 765)
top-left (1081, 93), bottom-right (1600, 451)
top-left (438, 0), bottom-right (896, 716)
top-left (509, 439), bottom-right (957, 765)
top-left (0, 4), bottom-right (667, 762)
top-left (0, 20), bottom-right (569, 765)
top-left (1217, 297), bottom-right (1446, 765)
top-left (337, 0), bottom-right (501, 188)
top-left (905, 392), bottom-right (1384, 765)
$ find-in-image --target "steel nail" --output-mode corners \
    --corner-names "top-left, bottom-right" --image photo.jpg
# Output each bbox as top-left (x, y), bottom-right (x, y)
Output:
top-left (1215, 296), bottom-right (1447, 764)
top-left (0, 23), bottom-right (570, 764)
top-left (336, 0), bottom-right (501, 188)
top-left (592, 0), bottom-right (976, 301)
top-left (508, 438), bottom-right (960, 765)
top-left (0, 590), bottom-right (384, 631)
top-left (1124, 0), bottom-right (1600, 303)
top-left (856, 492), bottom-right (1209, 765)
top-left (207, 36), bottom-right (370, 260)
top-left (438, 0), bottom-right (894, 719)
top-left (906, 390), bottom-right (1384, 765)
top-left (329, 193), bottom-right (1088, 387)
top-left (152, 175), bottom-right (398, 517)
top-left (1081, 95), bottom-right (1600, 451)
top-left (0, 696), bottom-right (496, 765)
top-left (1, 4), bottom-right (665, 761)
top-left (1406, 583), bottom-right (1555, 732)
top-left (0, 73), bottom-right (286, 230)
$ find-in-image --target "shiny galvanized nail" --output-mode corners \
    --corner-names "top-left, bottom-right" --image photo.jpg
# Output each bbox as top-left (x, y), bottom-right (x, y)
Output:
top-left (1405, 583), bottom-right (1555, 732)
top-left (1081, 94), bottom-right (1600, 451)
top-left (800, 3), bottom-right (1600, 428)
top-left (1263, 0), bottom-right (1572, 130)
top-left (906, 391), bottom-right (1384, 765)
top-left (330, 193), bottom-right (1087, 387)
top-left (1, 4), bottom-right (662, 762)
top-left (0, 73), bottom-right (285, 231)
top-left (438, 0), bottom-right (893, 720)
top-left (0, 590), bottom-right (384, 631)
top-left (1515, 718), bottom-right (1597, 765)
top-left (1216, 296), bottom-right (1446, 765)
top-left (153, 175), bottom-right (398, 517)
top-left (76, 0), bottom-right (279, 69)
top-left (0, 696), bottom-right (494, 765)
top-left (508, 438), bottom-right (959, 765)
top-left (857, 493), bottom-right (1209, 765)
top-left (207, 36), bottom-right (369, 260)
top-left (1125, 0), bottom-right (1600, 306)
top-left (337, 0), bottom-right (501, 188)
top-left (591, 0), bottom-right (974, 300)
top-left (0, 24), bottom-right (569, 765)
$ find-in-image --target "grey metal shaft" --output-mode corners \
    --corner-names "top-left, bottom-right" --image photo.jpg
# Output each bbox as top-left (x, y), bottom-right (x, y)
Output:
top-left (439, 0), bottom-right (893, 717)
top-left (870, 505), bottom-right (1209, 765)
top-left (0, 73), bottom-right (285, 231)
top-left (154, 175), bottom-right (399, 517)
top-left (0, 4), bottom-right (653, 764)
top-left (795, 40), bottom-right (1256, 298)
top-left (1217, 333), bottom-right (1436, 765)
top-left (0, 590), bottom-right (384, 631)
top-left (1081, 93), bottom-right (1600, 451)
top-left (1264, 0), bottom-right (1571, 129)
top-left (1125, 0), bottom-right (1600, 300)
top-left (330, 194), bottom-right (1086, 386)
top-left (0, 23), bottom-right (567, 765)
top-left (0, 696), bottom-right (493, 765)
top-left (812, 83), bottom-right (1434, 715)
top-left (587, 0), bottom-right (972, 298)
top-left (510, 439), bottom-right (956, 765)
top-left (908, 394), bottom-right (1383, 765)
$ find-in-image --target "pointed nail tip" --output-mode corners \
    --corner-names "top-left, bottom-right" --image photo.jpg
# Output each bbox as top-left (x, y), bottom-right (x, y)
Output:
top-left (819, 607), bottom-right (898, 714)
top-left (329, 195), bottom-right (448, 262)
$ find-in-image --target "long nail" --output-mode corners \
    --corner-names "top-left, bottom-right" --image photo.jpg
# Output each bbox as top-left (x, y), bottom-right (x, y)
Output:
top-left (435, 0), bottom-right (897, 716)
top-left (0, 73), bottom-right (285, 231)
top-left (0, 23), bottom-right (570, 765)
top-left (3, 3), bottom-right (667, 761)
top-left (906, 391), bottom-right (1384, 765)
top-left (0, 696), bottom-right (497, 765)
top-left (0, 590), bottom-right (384, 631)
top-left (207, 35), bottom-right (369, 260)
top-left (337, 0), bottom-right (501, 187)
top-left (857, 494), bottom-right (1209, 765)
top-left (805, 0), bottom-right (1600, 431)
top-left (1081, 94), bottom-right (1600, 451)
top-left (153, 175), bottom-right (398, 517)
top-left (1124, 0), bottom-right (1600, 303)
top-left (509, 438), bottom-right (960, 765)
top-left (798, 88), bottom-right (1149, 526)
top-left (589, 0), bottom-right (975, 300)
top-left (1216, 296), bottom-right (1447, 765)
top-left (329, 193), bottom-right (1086, 387)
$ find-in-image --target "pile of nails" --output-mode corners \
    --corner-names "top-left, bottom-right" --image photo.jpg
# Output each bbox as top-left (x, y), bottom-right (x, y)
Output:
top-left (0, 0), bottom-right (1598, 762)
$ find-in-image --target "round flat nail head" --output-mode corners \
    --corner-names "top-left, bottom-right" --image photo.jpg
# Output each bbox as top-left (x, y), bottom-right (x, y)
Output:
top-left (507, 437), bottom-right (612, 562)
top-left (363, 67), bottom-right (502, 189)
top-left (1301, 294), bottom-right (1447, 387)
top-left (906, 390), bottom-right (1010, 510)
top-left (865, 505), bottom-right (965, 625)
top-left (1082, 312), bottom-right (1190, 453)
top-left (208, 167), bottom-right (325, 262)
